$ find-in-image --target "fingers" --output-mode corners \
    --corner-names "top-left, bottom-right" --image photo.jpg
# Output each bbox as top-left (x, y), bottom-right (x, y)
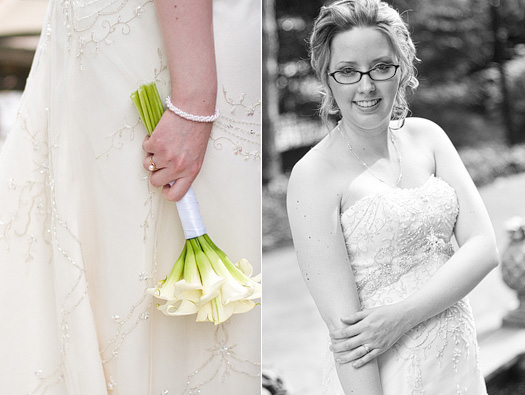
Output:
top-left (143, 154), bottom-right (163, 172)
top-left (143, 153), bottom-right (200, 201)
top-left (330, 316), bottom-right (366, 340)
top-left (351, 347), bottom-right (381, 369)
top-left (340, 310), bottom-right (368, 325)
top-left (143, 163), bottom-right (195, 202)
top-left (162, 177), bottom-right (193, 202)
top-left (142, 134), bottom-right (150, 152)
top-left (330, 335), bottom-right (362, 353)
top-left (331, 325), bottom-right (360, 340)
top-left (333, 343), bottom-right (369, 365)
top-left (332, 341), bottom-right (381, 367)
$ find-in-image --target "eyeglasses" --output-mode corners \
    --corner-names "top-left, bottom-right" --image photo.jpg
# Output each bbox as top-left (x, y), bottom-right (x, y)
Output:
top-left (329, 64), bottom-right (400, 84)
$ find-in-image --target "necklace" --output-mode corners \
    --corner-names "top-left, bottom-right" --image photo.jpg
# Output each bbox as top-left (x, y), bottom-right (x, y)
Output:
top-left (337, 124), bottom-right (403, 187)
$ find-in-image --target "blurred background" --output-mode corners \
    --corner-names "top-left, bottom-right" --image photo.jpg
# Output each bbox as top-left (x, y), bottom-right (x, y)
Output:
top-left (0, 0), bottom-right (48, 148)
top-left (262, 0), bottom-right (525, 394)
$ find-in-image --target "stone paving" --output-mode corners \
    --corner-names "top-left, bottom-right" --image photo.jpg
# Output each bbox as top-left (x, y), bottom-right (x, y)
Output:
top-left (262, 173), bottom-right (525, 395)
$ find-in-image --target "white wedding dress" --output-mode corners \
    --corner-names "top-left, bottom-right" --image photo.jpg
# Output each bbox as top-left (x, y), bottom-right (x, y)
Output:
top-left (0, 0), bottom-right (261, 394)
top-left (322, 176), bottom-right (487, 395)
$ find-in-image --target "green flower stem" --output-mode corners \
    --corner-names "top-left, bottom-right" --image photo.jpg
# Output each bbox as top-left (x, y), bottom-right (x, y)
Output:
top-left (149, 84), bottom-right (164, 124)
top-left (183, 239), bottom-right (201, 285)
top-left (190, 239), bottom-right (212, 281)
top-left (165, 243), bottom-right (187, 284)
top-left (213, 298), bottom-right (221, 322)
top-left (200, 234), bottom-right (251, 284)
top-left (130, 92), bottom-right (146, 130)
top-left (130, 82), bottom-right (164, 136)
top-left (196, 235), bottom-right (243, 283)
top-left (143, 84), bottom-right (160, 128)
top-left (139, 88), bottom-right (154, 133)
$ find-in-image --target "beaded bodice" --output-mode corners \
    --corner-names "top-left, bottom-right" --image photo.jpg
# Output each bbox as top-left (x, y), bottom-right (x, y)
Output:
top-left (325, 176), bottom-right (486, 394)
top-left (341, 175), bottom-right (459, 307)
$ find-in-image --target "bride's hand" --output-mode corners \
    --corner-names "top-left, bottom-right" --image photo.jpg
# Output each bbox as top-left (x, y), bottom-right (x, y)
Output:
top-left (330, 303), bottom-right (411, 368)
top-left (142, 110), bottom-right (212, 202)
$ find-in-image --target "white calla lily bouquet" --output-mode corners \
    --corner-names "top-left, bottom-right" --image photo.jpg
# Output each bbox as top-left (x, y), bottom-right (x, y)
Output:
top-left (131, 83), bottom-right (261, 324)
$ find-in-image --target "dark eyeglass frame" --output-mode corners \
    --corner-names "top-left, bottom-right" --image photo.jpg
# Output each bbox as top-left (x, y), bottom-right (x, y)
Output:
top-left (328, 64), bottom-right (400, 85)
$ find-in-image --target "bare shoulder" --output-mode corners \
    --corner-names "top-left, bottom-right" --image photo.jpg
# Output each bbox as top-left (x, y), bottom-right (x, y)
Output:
top-left (288, 135), bottom-right (339, 200)
top-left (402, 117), bottom-right (460, 166)
top-left (403, 117), bottom-right (450, 146)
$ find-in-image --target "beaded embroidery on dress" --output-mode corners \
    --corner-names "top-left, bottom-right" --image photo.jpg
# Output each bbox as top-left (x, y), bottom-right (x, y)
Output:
top-left (0, 0), bottom-right (261, 394)
top-left (321, 176), bottom-right (487, 395)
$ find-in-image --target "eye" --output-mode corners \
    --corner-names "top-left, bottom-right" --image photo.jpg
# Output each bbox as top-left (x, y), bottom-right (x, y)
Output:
top-left (373, 63), bottom-right (393, 72)
top-left (338, 67), bottom-right (358, 75)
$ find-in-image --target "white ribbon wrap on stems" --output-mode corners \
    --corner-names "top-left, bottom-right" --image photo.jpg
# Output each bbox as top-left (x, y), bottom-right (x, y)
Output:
top-left (173, 184), bottom-right (207, 239)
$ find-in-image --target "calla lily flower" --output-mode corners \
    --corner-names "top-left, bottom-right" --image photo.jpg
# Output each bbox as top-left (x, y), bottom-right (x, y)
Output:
top-left (132, 83), bottom-right (261, 324)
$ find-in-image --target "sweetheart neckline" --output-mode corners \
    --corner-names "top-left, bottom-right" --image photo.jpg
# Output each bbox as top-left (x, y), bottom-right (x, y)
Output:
top-left (340, 174), bottom-right (455, 217)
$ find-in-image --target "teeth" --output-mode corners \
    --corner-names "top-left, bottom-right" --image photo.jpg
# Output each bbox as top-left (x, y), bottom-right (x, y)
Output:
top-left (355, 99), bottom-right (380, 108)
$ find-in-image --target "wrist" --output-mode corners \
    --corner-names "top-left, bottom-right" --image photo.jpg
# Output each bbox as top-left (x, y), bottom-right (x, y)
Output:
top-left (165, 96), bottom-right (219, 123)
top-left (397, 299), bottom-right (420, 332)
top-left (169, 79), bottom-right (218, 115)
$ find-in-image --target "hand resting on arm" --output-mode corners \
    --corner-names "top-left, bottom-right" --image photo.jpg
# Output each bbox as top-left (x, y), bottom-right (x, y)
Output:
top-left (330, 119), bottom-right (499, 369)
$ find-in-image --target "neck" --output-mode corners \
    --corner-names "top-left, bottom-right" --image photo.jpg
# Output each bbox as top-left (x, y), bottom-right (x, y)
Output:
top-left (338, 119), bottom-right (391, 154)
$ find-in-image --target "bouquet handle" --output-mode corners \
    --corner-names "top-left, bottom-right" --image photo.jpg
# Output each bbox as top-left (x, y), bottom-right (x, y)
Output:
top-left (172, 184), bottom-right (207, 239)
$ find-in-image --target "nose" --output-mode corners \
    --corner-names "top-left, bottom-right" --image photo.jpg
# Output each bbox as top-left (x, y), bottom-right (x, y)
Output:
top-left (358, 74), bottom-right (376, 94)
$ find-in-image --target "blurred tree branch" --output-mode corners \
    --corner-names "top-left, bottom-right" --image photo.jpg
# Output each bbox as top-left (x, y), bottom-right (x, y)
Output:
top-left (263, 0), bottom-right (282, 184)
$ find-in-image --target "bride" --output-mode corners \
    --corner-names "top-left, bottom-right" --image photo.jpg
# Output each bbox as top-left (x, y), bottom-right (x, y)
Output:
top-left (0, 0), bottom-right (261, 394)
top-left (287, 1), bottom-right (498, 394)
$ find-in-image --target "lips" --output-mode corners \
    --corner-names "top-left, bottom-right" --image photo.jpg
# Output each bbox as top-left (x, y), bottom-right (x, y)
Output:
top-left (354, 98), bottom-right (381, 108)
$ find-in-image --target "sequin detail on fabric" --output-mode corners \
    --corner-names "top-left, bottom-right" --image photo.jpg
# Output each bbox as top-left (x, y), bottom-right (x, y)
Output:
top-left (209, 87), bottom-right (261, 160)
top-left (321, 176), bottom-right (487, 395)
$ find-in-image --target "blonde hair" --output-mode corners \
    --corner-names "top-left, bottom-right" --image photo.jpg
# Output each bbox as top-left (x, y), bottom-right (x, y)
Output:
top-left (309, 0), bottom-right (419, 125)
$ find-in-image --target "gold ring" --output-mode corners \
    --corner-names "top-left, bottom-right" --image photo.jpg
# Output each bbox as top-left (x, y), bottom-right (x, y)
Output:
top-left (148, 156), bottom-right (158, 172)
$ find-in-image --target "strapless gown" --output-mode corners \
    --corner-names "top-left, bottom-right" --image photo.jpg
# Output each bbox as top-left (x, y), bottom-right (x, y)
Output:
top-left (322, 175), bottom-right (487, 395)
top-left (0, 0), bottom-right (261, 394)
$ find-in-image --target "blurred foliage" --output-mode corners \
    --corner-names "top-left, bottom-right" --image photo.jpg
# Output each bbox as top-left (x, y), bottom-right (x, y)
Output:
top-left (262, 173), bottom-right (291, 252)
top-left (274, 0), bottom-right (525, 145)
top-left (460, 143), bottom-right (525, 186)
top-left (412, 53), bottom-right (525, 146)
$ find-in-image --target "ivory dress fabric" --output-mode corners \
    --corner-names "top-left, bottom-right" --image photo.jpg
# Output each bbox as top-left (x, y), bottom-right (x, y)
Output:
top-left (0, 0), bottom-right (261, 394)
top-left (322, 176), bottom-right (487, 395)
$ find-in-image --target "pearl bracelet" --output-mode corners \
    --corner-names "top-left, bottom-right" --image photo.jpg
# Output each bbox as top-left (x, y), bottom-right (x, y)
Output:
top-left (165, 96), bottom-right (220, 123)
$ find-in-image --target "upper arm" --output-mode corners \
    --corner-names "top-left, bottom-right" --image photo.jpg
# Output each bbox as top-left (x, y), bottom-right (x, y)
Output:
top-left (419, 119), bottom-right (496, 248)
top-left (287, 154), bottom-right (362, 331)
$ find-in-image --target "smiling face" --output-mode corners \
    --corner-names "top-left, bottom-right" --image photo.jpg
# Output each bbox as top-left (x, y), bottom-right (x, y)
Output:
top-left (328, 26), bottom-right (400, 133)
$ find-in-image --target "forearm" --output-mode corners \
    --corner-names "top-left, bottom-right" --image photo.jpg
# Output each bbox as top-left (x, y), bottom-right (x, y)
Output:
top-left (401, 234), bottom-right (498, 329)
top-left (335, 359), bottom-right (383, 395)
top-left (154, 0), bottom-right (217, 113)
top-left (312, 269), bottom-right (382, 393)
top-left (306, 261), bottom-right (383, 395)
top-left (311, 264), bottom-right (382, 394)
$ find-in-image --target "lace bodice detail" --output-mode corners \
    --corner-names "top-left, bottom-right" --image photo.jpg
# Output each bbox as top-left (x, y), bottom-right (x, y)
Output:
top-left (341, 175), bottom-right (459, 306)
top-left (324, 176), bottom-right (486, 394)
